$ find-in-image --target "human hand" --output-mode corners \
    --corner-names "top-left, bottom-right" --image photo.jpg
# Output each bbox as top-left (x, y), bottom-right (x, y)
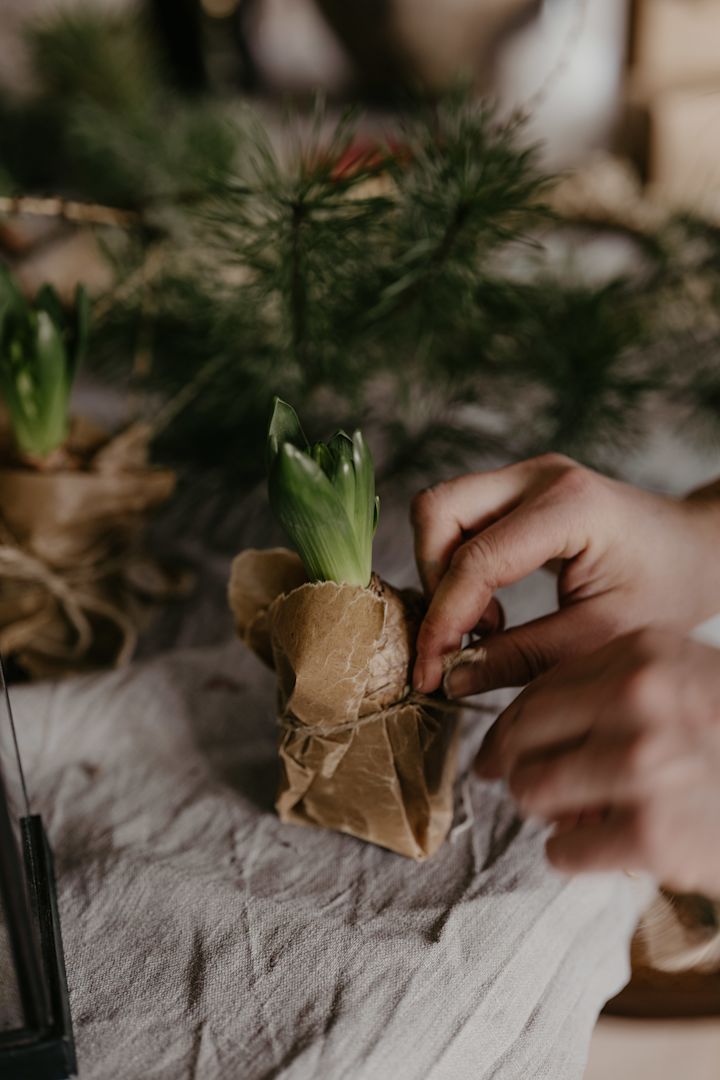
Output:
top-left (410, 454), bottom-right (720, 695)
top-left (475, 629), bottom-right (720, 896)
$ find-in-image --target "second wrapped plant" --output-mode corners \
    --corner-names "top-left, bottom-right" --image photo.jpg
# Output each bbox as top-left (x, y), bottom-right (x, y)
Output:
top-left (0, 268), bottom-right (177, 678)
top-left (229, 399), bottom-right (458, 859)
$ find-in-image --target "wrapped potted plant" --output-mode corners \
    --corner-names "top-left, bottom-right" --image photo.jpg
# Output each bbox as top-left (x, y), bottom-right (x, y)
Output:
top-left (0, 268), bottom-right (177, 678)
top-left (229, 398), bottom-right (459, 859)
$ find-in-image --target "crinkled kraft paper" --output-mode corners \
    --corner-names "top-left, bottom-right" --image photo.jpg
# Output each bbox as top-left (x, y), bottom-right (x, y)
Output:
top-left (229, 548), bottom-right (458, 860)
top-left (0, 419), bottom-right (178, 678)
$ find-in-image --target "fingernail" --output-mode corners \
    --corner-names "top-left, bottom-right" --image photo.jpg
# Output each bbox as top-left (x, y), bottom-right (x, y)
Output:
top-left (413, 660), bottom-right (427, 693)
top-left (445, 669), bottom-right (465, 699)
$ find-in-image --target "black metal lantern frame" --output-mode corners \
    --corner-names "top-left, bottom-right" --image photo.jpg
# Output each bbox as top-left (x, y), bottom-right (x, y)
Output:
top-left (0, 662), bottom-right (76, 1080)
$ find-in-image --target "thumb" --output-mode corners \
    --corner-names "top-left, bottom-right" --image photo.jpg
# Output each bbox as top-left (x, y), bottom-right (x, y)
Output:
top-left (443, 605), bottom-right (617, 696)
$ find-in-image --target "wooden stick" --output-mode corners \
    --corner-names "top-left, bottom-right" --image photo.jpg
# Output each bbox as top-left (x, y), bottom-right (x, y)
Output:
top-left (0, 195), bottom-right (140, 229)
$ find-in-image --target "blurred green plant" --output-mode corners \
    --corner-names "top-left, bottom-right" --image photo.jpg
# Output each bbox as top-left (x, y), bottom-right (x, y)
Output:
top-left (88, 90), bottom-right (560, 486)
top-left (0, 269), bottom-right (89, 459)
top-left (0, 7), bottom-right (235, 208)
top-left (2, 3), bottom-right (716, 516)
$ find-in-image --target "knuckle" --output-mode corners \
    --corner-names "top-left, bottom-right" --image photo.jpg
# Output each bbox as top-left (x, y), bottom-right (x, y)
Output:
top-left (416, 605), bottom-right (458, 654)
top-left (549, 462), bottom-right (595, 501)
top-left (416, 611), bottom-right (444, 651)
top-left (532, 451), bottom-right (577, 472)
top-left (502, 630), bottom-right (548, 685)
top-left (410, 484), bottom-right (445, 526)
top-left (450, 532), bottom-right (506, 585)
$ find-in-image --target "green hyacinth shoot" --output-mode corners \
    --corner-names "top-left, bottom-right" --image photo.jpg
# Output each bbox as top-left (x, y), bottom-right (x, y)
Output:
top-left (267, 397), bottom-right (379, 588)
top-left (0, 268), bottom-right (89, 459)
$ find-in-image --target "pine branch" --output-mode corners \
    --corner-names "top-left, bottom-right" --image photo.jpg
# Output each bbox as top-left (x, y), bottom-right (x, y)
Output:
top-left (9, 4), bottom-right (720, 504)
top-left (289, 198), bottom-right (308, 368)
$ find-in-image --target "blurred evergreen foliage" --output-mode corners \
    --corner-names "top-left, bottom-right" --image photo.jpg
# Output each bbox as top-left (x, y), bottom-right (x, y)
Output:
top-left (0, 7), bottom-right (235, 205)
top-left (1, 4), bottom-right (719, 501)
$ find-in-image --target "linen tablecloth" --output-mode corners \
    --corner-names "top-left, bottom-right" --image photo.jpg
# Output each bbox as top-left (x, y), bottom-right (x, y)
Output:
top-left (11, 638), bottom-right (650, 1080)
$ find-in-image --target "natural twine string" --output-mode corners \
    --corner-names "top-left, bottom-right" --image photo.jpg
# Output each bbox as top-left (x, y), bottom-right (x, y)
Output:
top-left (280, 687), bottom-right (494, 739)
top-left (0, 542), bottom-right (137, 665)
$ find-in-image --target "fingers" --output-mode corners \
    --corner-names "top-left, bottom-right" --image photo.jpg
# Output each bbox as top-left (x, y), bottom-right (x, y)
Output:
top-left (413, 499), bottom-right (588, 693)
top-left (446, 598), bottom-right (622, 700)
top-left (507, 738), bottom-right (640, 819)
top-left (470, 633), bottom-right (626, 778)
top-left (411, 465), bottom-right (532, 595)
top-left (546, 809), bottom-right (646, 875)
top-left (445, 612), bottom-right (573, 699)
top-left (472, 628), bottom-right (680, 777)
top-left (472, 598), bottom-right (505, 636)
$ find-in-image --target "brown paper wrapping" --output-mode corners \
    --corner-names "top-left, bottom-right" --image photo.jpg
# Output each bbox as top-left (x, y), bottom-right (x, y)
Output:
top-left (0, 418), bottom-right (179, 678)
top-left (229, 548), bottom-right (458, 860)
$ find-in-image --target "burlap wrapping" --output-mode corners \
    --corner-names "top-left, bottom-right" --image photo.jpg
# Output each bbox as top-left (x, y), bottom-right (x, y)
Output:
top-left (229, 548), bottom-right (459, 860)
top-left (0, 417), bottom-right (178, 678)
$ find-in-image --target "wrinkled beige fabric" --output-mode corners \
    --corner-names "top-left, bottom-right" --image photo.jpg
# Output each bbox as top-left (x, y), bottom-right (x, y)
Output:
top-left (8, 643), bottom-right (651, 1080)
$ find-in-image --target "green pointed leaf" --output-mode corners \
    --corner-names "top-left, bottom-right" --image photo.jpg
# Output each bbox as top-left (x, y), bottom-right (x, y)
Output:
top-left (267, 396), bottom-right (309, 467)
top-left (311, 441), bottom-right (333, 477)
top-left (0, 268), bottom-right (81, 457)
top-left (0, 344), bottom-right (25, 430)
top-left (266, 403), bottom-right (376, 586)
top-left (327, 430), bottom-right (353, 457)
top-left (29, 311), bottom-right (69, 455)
top-left (351, 429), bottom-right (376, 571)
top-left (34, 283), bottom-right (66, 333)
top-left (269, 443), bottom-right (368, 585)
top-left (0, 266), bottom-right (24, 311)
top-left (327, 431), bottom-right (355, 520)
